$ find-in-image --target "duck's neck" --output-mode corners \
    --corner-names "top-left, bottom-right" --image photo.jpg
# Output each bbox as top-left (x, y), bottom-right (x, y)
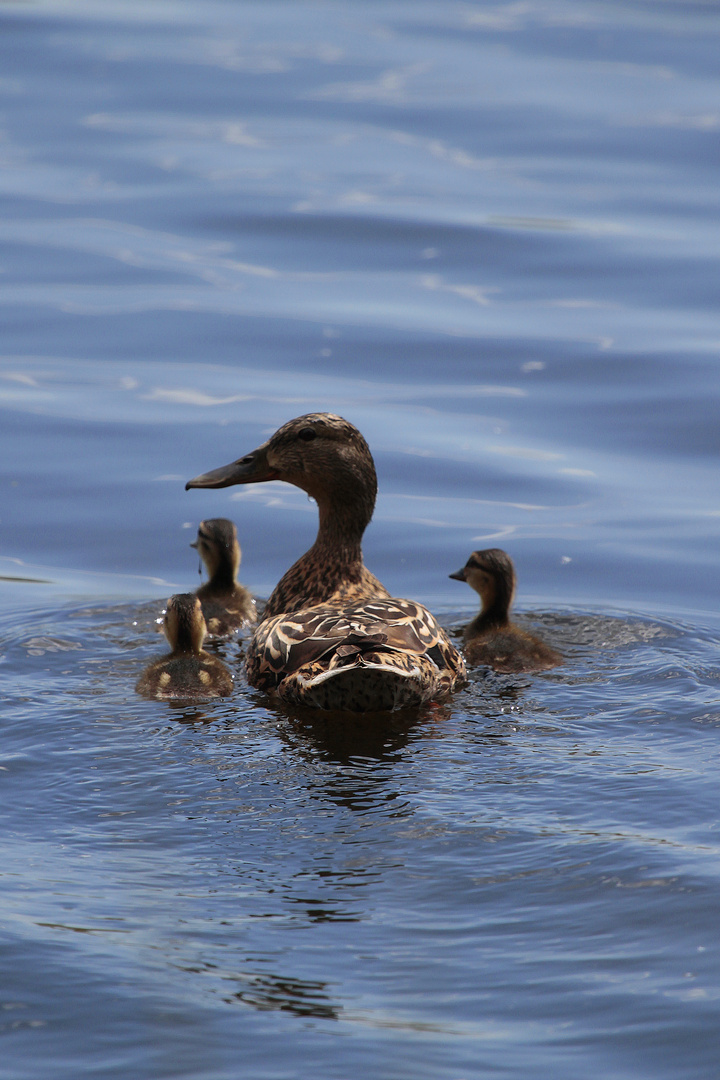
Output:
top-left (467, 600), bottom-right (510, 636)
top-left (261, 491), bottom-right (375, 619)
top-left (172, 633), bottom-right (197, 656)
top-left (208, 559), bottom-right (236, 592)
top-left (313, 497), bottom-right (366, 562)
top-left (170, 623), bottom-right (204, 657)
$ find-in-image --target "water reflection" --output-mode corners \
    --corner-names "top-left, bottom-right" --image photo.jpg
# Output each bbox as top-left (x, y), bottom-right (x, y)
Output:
top-left (274, 702), bottom-right (425, 765)
top-left (223, 970), bottom-right (340, 1020)
top-left (165, 704), bottom-right (216, 725)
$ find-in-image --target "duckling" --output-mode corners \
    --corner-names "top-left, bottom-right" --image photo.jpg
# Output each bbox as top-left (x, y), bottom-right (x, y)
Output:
top-left (136, 593), bottom-right (234, 701)
top-left (449, 548), bottom-right (562, 673)
top-left (186, 413), bottom-right (466, 711)
top-left (191, 517), bottom-right (256, 637)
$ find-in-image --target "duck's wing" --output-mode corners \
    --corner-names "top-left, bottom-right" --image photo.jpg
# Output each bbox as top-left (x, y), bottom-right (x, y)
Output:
top-left (247, 597), bottom-right (466, 696)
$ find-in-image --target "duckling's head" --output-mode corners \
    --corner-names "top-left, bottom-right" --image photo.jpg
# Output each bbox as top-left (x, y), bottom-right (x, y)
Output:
top-left (191, 518), bottom-right (240, 582)
top-left (449, 548), bottom-right (516, 619)
top-left (163, 593), bottom-right (207, 655)
top-left (186, 413), bottom-right (377, 529)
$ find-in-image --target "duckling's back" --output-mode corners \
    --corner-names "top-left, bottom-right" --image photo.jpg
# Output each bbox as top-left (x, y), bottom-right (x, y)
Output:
top-left (136, 653), bottom-right (233, 700)
top-left (465, 624), bottom-right (561, 674)
top-left (196, 582), bottom-right (256, 637)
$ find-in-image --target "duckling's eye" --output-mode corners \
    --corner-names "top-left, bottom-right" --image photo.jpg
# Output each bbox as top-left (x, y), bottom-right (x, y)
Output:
top-left (298, 426), bottom-right (317, 441)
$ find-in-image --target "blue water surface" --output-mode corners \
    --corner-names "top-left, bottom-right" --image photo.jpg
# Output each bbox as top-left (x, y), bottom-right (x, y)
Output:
top-left (2, 2), bottom-right (720, 1078)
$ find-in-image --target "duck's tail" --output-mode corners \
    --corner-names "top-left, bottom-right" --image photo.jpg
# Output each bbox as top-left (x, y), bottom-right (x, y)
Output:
top-left (277, 644), bottom-right (442, 712)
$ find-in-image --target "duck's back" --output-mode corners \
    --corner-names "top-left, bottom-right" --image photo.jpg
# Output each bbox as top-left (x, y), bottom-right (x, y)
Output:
top-left (247, 596), bottom-right (466, 710)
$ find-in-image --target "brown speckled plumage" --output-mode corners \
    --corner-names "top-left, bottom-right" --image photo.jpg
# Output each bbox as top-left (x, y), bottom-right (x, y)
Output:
top-left (449, 548), bottom-right (562, 673)
top-left (136, 593), bottom-right (234, 700)
top-left (249, 597), bottom-right (466, 709)
top-left (187, 413), bottom-right (466, 710)
top-left (192, 518), bottom-right (256, 637)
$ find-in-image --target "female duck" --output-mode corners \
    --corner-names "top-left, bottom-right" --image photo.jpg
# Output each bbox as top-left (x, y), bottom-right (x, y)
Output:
top-left (191, 517), bottom-right (256, 637)
top-left (136, 593), bottom-right (234, 701)
top-left (449, 548), bottom-right (562, 673)
top-left (186, 413), bottom-right (466, 711)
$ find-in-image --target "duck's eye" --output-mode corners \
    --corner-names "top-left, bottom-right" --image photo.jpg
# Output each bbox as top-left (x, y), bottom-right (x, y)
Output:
top-left (298, 427), bottom-right (317, 441)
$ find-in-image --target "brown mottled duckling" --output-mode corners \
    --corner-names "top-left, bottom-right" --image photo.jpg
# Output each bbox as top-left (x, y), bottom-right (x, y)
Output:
top-left (191, 517), bottom-right (256, 637)
top-left (186, 413), bottom-right (466, 711)
top-left (449, 548), bottom-right (562, 673)
top-left (136, 593), bottom-right (234, 701)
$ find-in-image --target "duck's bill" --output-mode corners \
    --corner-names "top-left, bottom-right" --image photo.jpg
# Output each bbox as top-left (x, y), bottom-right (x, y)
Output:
top-left (185, 445), bottom-right (278, 490)
top-left (448, 568), bottom-right (467, 581)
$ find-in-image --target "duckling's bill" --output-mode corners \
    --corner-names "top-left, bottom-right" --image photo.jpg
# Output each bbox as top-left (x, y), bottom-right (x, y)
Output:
top-left (448, 567), bottom-right (467, 582)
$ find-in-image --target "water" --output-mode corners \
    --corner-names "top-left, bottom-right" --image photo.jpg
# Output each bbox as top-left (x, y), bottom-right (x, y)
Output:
top-left (2, 1), bottom-right (720, 1076)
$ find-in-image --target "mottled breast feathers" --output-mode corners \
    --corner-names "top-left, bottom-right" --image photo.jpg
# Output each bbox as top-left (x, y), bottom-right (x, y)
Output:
top-left (260, 562), bottom-right (389, 624)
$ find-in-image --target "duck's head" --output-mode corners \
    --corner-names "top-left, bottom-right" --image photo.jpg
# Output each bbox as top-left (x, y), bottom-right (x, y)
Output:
top-left (449, 548), bottom-right (516, 618)
top-left (186, 413), bottom-right (378, 530)
top-left (163, 593), bottom-right (207, 655)
top-left (191, 518), bottom-right (240, 581)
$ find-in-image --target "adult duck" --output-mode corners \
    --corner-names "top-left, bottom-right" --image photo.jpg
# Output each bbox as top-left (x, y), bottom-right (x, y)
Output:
top-left (449, 548), bottom-right (562, 673)
top-left (186, 413), bottom-right (465, 710)
top-left (136, 593), bottom-right (234, 700)
top-left (191, 517), bottom-right (256, 637)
